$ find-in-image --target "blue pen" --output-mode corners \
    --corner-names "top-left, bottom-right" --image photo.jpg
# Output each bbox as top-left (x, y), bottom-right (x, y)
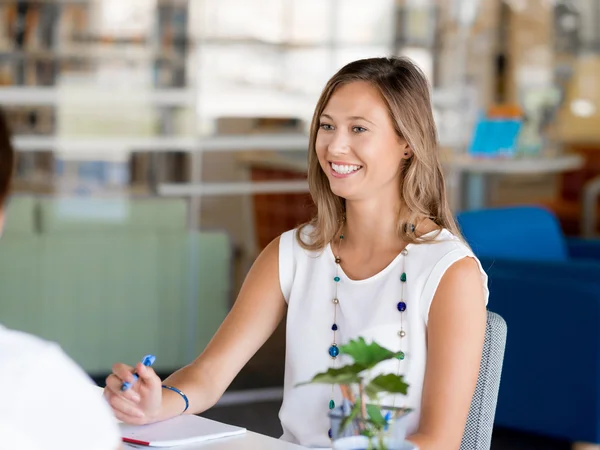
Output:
top-left (121, 354), bottom-right (156, 391)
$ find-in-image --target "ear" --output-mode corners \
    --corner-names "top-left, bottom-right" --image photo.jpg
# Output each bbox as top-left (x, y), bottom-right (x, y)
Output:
top-left (399, 139), bottom-right (412, 159)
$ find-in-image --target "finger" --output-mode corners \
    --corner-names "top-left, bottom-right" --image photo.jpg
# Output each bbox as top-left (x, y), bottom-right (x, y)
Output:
top-left (112, 363), bottom-right (135, 383)
top-left (105, 375), bottom-right (140, 402)
top-left (107, 392), bottom-right (145, 419)
top-left (113, 408), bottom-right (147, 426)
top-left (105, 374), bottom-right (124, 393)
top-left (136, 363), bottom-right (161, 389)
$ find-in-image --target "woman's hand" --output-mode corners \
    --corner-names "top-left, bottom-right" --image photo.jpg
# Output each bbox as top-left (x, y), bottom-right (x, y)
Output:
top-left (104, 361), bottom-right (163, 425)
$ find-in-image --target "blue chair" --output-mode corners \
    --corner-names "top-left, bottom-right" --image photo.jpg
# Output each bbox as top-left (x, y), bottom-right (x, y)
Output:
top-left (457, 205), bottom-right (600, 445)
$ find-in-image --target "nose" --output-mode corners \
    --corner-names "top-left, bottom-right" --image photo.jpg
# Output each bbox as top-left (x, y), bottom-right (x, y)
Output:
top-left (327, 129), bottom-right (351, 156)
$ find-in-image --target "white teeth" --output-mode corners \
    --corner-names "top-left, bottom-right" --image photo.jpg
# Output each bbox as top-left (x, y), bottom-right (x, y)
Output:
top-left (331, 163), bottom-right (362, 174)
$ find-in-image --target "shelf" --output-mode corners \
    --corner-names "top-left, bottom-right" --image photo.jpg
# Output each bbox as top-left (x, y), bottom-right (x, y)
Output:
top-left (0, 49), bottom-right (185, 65)
top-left (0, 87), bottom-right (197, 106)
top-left (0, 86), bottom-right (460, 107)
top-left (12, 133), bottom-right (310, 154)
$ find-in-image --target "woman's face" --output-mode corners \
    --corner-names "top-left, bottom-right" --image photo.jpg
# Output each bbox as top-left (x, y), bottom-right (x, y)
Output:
top-left (315, 81), bottom-right (409, 202)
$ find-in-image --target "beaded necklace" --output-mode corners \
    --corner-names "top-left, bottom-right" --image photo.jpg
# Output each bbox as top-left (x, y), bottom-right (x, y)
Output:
top-left (327, 228), bottom-right (409, 440)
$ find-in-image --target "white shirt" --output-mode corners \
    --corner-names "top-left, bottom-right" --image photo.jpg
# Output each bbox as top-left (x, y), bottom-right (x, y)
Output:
top-left (277, 227), bottom-right (489, 448)
top-left (0, 325), bottom-right (121, 450)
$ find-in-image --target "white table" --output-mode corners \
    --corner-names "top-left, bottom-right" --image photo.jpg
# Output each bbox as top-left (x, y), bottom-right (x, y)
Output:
top-left (445, 153), bottom-right (585, 211)
top-left (95, 386), bottom-right (307, 450)
top-left (122, 432), bottom-right (307, 450)
top-left (123, 431), bottom-right (306, 450)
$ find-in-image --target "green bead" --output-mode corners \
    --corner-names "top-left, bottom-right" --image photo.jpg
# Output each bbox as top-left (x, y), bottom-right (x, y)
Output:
top-left (329, 399), bottom-right (335, 410)
top-left (400, 272), bottom-right (407, 282)
top-left (397, 351), bottom-right (405, 360)
top-left (339, 234), bottom-right (344, 239)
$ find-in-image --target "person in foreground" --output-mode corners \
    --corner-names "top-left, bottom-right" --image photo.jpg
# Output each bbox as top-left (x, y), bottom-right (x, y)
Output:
top-left (105, 57), bottom-right (488, 450)
top-left (0, 108), bottom-right (122, 450)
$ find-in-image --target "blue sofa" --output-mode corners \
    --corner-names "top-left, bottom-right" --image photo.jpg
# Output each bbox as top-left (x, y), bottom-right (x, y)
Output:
top-left (457, 206), bottom-right (600, 444)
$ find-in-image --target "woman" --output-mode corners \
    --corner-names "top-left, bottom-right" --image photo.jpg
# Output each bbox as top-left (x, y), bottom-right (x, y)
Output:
top-left (105, 57), bottom-right (487, 450)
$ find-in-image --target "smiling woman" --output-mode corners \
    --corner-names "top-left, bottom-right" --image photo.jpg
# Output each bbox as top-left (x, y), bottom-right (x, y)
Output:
top-left (104, 57), bottom-right (487, 450)
top-left (316, 81), bottom-right (407, 197)
top-left (302, 58), bottom-right (455, 252)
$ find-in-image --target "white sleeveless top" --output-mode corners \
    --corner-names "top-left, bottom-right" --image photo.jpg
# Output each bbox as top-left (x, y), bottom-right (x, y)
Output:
top-left (277, 226), bottom-right (489, 448)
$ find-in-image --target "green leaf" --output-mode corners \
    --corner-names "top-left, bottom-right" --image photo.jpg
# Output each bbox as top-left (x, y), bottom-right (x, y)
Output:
top-left (364, 373), bottom-right (409, 398)
top-left (366, 404), bottom-right (387, 429)
top-left (340, 338), bottom-right (403, 369)
top-left (295, 364), bottom-right (364, 387)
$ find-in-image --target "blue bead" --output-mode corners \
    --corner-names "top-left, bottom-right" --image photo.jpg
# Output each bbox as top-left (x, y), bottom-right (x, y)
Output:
top-left (329, 344), bottom-right (339, 357)
top-left (397, 301), bottom-right (407, 312)
top-left (332, 323), bottom-right (338, 331)
top-left (334, 276), bottom-right (340, 282)
top-left (328, 428), bottom-right (333, 439)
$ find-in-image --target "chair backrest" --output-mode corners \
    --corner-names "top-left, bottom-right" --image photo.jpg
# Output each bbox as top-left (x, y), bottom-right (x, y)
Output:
top-left (460, 311), bottom-right (507, 450)
top-left (457, 206), bottom-right (568, 261)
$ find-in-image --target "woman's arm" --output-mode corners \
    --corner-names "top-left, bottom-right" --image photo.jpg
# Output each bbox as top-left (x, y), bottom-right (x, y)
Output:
top-left (160, 236), bottom-right (288, 418)
top-left (106, 236), bottom-right (287, 423)
top-left (407, 257), bottom-right (487, 450)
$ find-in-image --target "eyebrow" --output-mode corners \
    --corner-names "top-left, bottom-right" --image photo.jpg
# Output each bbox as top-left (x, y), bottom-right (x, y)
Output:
top-left (320, 113), bottom-right (376, 126)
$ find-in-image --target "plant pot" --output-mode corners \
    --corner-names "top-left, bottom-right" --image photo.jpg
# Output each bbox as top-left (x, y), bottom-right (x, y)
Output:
top-left (332, 435), bottom-right (418, 450)
top-left (329, 406), bottom-right (412, 443)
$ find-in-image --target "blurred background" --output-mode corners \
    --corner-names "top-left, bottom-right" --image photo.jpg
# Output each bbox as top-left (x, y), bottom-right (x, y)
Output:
top-left (1, 0), bottom-right (599, 448)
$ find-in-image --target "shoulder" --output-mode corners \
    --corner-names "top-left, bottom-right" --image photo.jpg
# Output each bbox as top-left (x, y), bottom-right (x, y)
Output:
top-left (258, 225), bottom-right (310, 284)
top-left (278, 224), bottom-right (325, 302)
top-left (414, 228), bottom-right (473, 261)
top-left (0, 323), bottom-right (97, 391)
top-left (279, 223), bottom-right (322, 258)
top-left (421, 227), bottom-right (486, 279)
top-left (280, 223), bottom-right (315, 246)
top-left (0, 325), bottom-right (58, 368)
top-left (0, 326), bottom-right (121, 449)
top-left (415, 229), bottom-right (489, 322)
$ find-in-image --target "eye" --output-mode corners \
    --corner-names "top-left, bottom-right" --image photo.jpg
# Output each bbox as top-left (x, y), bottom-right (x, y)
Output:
top-left (352, 126), bottom-right (367, 133)
top-left (319, 123), bottom-right (334, 131)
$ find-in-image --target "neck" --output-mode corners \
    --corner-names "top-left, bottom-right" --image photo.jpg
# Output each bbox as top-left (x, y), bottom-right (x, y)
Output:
top-left (342, 197), bottom-right (403, 251)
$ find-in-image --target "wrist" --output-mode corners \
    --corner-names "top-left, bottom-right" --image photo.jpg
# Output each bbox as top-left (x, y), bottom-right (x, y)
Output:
top-left (162, 384), bottom-right (189, 415)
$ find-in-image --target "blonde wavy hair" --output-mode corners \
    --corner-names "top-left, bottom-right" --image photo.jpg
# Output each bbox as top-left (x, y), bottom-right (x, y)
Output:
top-left (298, 56), bottom-right (462, 251)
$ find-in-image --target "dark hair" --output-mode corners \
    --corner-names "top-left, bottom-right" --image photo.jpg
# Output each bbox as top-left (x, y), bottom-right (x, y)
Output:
top-left (0, 107), bottom-right (14, 207)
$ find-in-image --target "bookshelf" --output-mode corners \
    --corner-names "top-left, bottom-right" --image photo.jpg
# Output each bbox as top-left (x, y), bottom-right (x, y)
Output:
top-left (0, 0), bottom-right (193, 194)
top-left (0, 0), bottom-right (473, 201)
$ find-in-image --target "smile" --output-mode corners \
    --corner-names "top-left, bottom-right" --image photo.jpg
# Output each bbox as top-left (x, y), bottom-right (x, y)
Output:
top-left (330, 162), bottom-right (363, 175)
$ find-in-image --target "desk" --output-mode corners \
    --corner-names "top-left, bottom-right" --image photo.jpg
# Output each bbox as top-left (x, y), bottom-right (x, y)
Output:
top-left (446, 153), bottom-right (585, 211)
top-left (122, 431), bottom-right (307, 450)
top-left (95, 386), bottom-right (306, 450)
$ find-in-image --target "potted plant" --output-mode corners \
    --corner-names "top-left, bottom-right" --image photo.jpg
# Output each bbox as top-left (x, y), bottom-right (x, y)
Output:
top-left (298, 337), bottom-right (417, 450)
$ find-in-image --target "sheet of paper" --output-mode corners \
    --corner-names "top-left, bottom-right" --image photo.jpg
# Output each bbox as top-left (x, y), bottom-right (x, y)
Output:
top-left (120, 415), bottom-right (246, 447)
